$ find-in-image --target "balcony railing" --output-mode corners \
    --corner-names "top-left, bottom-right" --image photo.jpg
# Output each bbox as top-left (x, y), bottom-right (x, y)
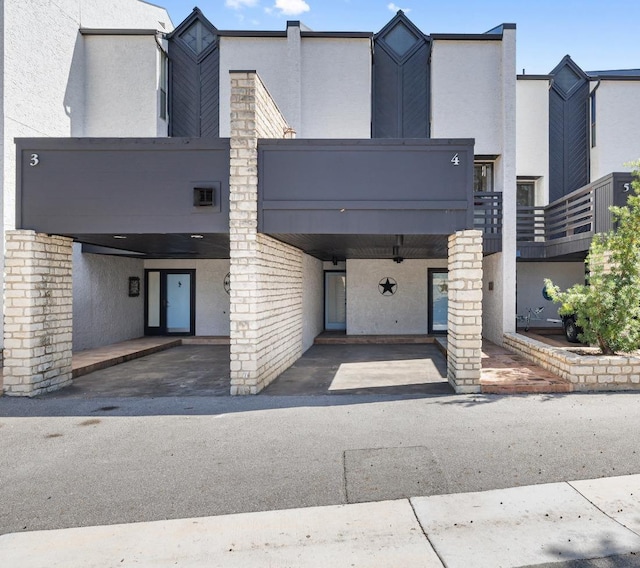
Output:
top-left (474, 192), bottom-right (502, 234)
top-left (544, 184), bottom-right (594, 241)
top-left (473, 173), bottom-right (632, 257)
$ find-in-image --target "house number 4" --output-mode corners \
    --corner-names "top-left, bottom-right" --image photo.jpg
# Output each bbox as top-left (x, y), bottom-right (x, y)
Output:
top-left (451, 153), bottom-right (460, 166)
top-left (29, 153), bottom-right (39, 167)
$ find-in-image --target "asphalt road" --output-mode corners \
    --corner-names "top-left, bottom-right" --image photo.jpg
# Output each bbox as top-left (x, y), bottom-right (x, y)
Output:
top-left (1, 391), bottom-right (640, 535)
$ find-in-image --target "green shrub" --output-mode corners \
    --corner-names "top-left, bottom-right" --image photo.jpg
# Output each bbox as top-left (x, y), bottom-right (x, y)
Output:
top-left (544, 164), bottom-right (640, 354)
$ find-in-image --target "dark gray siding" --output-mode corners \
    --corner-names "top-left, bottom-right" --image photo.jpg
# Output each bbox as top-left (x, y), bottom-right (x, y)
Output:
top-left (258, 139), bottom-right (473, 235)
top-left (168, 10), bottom-right (219, 137)
top-left (548, 57), bottom-right (590, 201)
top-left (17, 138), bottom-right (230, 235)
top-left (373, 13), bottom-right (430, 139)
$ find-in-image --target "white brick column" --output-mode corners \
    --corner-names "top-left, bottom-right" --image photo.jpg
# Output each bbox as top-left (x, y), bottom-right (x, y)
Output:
top-left (229, 71), bottom-right (303, 395)
top-left (3, 230), bottom-right (73, 396)
top-left (447, 229), bottom-right (483, 393)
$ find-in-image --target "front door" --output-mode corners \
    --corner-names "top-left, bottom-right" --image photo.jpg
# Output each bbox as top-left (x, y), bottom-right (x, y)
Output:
top-left (324, 271), bottom-right (346, 331)
top-left (145, 270), bottom-right (196, 336)
top-left (428, 269), bottom-right (448, 334)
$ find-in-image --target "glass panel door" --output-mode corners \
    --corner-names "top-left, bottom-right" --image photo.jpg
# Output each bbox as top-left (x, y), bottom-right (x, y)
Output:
top-left (147, 271), bottom-right (161, 329)
top-left (325, 272), bottom-right (346, 331)
top-left (429, 269), bottom-right (448, 333)
top-left (166, 274), bottom-right (192, 333)
top-left (145, 270), bottom-right (195, 336)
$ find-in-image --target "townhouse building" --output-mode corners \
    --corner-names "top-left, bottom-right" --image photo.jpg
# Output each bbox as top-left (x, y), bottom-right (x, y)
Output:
top-left (2, 1), bottom-right (639, 396)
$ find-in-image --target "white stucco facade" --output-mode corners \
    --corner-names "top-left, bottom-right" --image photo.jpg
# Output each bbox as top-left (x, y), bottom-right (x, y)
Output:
top-left (219, 31), bottom-right (371, 138)
top-left (516, 78), bottom-right (550, 204)
top-left (84, 34), bottom-right (167, 137)
top-left (590, 81), bottom-right (640, 179)
top-left (6, 2), bottom-right (640, 378)
top-left (73, 246), bottom-right (145, 351)
top-left (1, 0), bottom-right (172, 352)
top-left (300, 37), bottom-right (371, 138)
top-left (2, 0), bottom-right (171, 229)
top-left (430, 39), bottom-right (503, 155)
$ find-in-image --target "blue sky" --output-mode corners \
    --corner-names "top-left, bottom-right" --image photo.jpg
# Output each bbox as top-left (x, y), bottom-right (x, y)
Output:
top-left (155, 0), bottom-right (640, 74)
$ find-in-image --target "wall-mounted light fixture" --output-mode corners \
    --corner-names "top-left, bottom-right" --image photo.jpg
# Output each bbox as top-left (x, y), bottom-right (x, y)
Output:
top-left (128, 276), bottom-right (141, 297)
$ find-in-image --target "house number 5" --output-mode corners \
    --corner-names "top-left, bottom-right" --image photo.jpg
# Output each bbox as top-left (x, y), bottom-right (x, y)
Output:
top-left (29, 153), bottom-right (39, 167)
top-left (623, 183), bottom-right (631, 192)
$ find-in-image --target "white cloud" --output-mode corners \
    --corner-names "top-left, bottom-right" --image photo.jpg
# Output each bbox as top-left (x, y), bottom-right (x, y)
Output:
top-left (387, 2), bottom-right (410, 13)
top-left (226, 0), bottom-right (259, 9)
top-left (273, 0), bottom-right (310, 16)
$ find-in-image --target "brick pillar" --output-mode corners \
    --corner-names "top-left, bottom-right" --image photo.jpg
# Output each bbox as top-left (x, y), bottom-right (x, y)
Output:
top-left (447, 229), bottom-right (483, 394)
top-left (229, 71), bottom-right (303, 395)
top-left (3, 230), bottom-right (73, 396)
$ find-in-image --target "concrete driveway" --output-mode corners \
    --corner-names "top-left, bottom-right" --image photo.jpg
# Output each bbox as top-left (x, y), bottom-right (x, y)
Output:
top-left (264, 344), bottom-right (451, 395)
top-left (47, 343), bottom-right (451, 398)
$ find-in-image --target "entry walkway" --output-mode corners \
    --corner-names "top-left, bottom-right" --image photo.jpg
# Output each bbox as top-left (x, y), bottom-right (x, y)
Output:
top-left (72, 337), bottom-right (181, 378)
top-left (480, 340), bottom-right (572, 394)
top-left (3, 473), bottom-right (640, 567)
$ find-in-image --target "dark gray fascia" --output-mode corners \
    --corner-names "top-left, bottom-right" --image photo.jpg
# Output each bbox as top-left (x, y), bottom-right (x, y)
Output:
top-left (79, 28), bottom-right (159, 35)
top-left (517, 74), bottom-right (552, 80)
top-left (300, 31), bottom-right (373, 38)
top-left (431, 33), bottom-right (503, 41)
top-left (258, 138), bottom-right (474, 147)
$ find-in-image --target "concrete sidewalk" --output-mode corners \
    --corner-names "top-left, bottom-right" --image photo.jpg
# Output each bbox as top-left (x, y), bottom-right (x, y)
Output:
top-left (2, 475), bottom-right (640, 567)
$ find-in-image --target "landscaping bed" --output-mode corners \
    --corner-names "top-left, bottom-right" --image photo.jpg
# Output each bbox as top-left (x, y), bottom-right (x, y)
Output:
top-left (503, 332), bottom-right (640, 391)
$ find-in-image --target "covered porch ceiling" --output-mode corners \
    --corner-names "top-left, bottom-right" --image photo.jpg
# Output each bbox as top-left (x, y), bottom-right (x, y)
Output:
top-left (269, 233), bottom-right (450, 261)
top-left (74, 233), bottom-right (452, 261)
top-left (77, 233), bottom-right (230, 259)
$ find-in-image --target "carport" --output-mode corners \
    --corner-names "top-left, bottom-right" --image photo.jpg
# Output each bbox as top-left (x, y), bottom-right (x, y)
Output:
top-left (45, 340), bottom-right (451, 398)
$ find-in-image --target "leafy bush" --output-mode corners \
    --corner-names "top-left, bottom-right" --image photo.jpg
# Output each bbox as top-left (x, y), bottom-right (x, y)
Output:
top-left (544, 165), bottom-right (640, 354)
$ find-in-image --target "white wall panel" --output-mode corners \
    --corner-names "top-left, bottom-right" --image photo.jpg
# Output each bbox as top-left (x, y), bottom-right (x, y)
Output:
top-left (590, 82), bottom-right (640, 179)
top-left (431, 40), bottom-right (503, 155)
top-left (516, 262), bottom-right (585, 328)
top-left (346, 259), bottom-right (447, 335)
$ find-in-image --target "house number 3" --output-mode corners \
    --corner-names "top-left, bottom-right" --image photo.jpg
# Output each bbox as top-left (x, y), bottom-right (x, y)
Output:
top-left (29, 153), bottom-right (39, 167)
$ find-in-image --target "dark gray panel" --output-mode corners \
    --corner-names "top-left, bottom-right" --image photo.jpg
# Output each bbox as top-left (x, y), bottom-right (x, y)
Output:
top-left (565, 82), bottom-right (590, 193)
top-left (169, 42), bottom-right (200, 137)
top-left (548, 57), bottom-right (590, 201)
top-left (373, 12), bottom-right (430, 139)
top-left (258, 139), bottom-right (474, 235)
top-left (401, 44), bottom-right (430, 138)
top-left (548, 91), bottom-right (565, 202)
top-left (17, 138), bottom-right (230, 236)
top-left (373, 48), bottom-right (401, 138)
top-left (168, 11), bottom-right (219, 137)
top-left (199, 51), bottom-right (220, 137)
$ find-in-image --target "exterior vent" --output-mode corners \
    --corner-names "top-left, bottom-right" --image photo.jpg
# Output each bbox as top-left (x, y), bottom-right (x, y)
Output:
top-left (194, 186), bottom-right (214, 207)
top-left (192, 181), bottom-right (221, 212)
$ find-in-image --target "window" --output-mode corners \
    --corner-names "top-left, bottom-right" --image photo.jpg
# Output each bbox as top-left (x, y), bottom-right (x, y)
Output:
top-left (474, 163), bottom-right (494, 192)
top-left (517, 182), bottom-right (535, 207)
top-left (181, 20), bottom-right (215, 55)
top-left (590, 91), bottom-right (596, 147)
top-left (160, 52), bottom-right (168, 120)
